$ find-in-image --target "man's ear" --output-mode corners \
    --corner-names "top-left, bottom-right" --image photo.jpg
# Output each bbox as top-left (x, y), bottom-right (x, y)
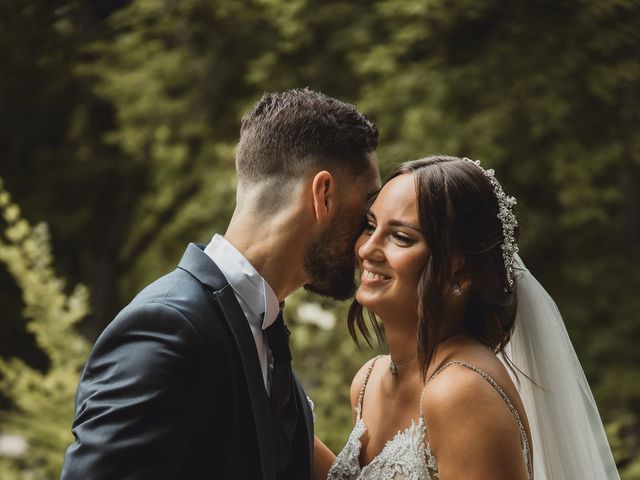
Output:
top-left (311, 170), bottom-right (336, 225)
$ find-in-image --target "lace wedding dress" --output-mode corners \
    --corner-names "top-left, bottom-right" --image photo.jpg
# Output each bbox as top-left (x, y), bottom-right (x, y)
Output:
top-left (327, 356), bottom-right (532, 480)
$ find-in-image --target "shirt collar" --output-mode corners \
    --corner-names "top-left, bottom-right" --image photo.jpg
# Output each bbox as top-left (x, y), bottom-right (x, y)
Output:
top-left (204, 234), bottom-right (280, 330)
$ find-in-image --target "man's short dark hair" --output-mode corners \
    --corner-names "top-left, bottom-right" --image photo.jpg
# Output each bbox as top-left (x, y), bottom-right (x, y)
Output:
top-left (236, 88), bottom-right (378, 182)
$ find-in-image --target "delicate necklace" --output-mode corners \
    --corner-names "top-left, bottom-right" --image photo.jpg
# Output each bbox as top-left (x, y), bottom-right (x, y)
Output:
top-left (389, 353), bottom-right (418, 377)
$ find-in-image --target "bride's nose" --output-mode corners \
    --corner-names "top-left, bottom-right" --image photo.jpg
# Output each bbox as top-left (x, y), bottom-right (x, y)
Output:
top-left (357, 232), bottom-right (385, 262)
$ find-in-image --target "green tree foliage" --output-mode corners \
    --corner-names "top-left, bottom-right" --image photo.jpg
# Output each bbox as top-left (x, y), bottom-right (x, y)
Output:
top-left (287, 292), bottom-right (383, 451)
top-left (0, 178), bottom-right (90, 478)
top-left (1, 0), bottom-right (638, 477)
top-left (78, 0), bottom-right (264, 296)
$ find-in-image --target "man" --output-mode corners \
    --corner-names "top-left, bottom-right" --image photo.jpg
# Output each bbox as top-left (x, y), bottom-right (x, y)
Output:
top-left (61, 88), bottom-right (380, 479)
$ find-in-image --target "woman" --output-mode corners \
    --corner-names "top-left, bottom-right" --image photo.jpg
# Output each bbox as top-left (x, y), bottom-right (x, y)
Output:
top-left (314, 156), bottom-right (619, 479)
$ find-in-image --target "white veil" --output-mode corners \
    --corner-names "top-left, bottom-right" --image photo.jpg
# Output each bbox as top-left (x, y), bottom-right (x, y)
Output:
top-left (501, 255), bottom-right (620, 479)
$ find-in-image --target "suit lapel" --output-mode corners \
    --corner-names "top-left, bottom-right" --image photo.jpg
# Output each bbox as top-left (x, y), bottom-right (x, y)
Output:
top-left (293, 374), bottom-right (314, 478)
top-left (214, 285), bottom-right (276, 480)
top-left (178, 243), bottom-right (276, 480)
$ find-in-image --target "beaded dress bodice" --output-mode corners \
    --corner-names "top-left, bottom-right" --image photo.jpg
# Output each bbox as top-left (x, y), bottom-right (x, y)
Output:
top-left (327, 357), bottom-right (533, 480)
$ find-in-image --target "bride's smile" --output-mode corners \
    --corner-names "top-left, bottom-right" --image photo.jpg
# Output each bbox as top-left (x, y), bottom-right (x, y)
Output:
top-left (354, 173), bottom-right (429, 316)
top-left (360, 268), bottom-right (391, 283)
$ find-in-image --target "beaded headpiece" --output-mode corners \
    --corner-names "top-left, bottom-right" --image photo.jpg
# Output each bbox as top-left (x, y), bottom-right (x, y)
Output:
top-left (462, 157), bottom-right (519, 289)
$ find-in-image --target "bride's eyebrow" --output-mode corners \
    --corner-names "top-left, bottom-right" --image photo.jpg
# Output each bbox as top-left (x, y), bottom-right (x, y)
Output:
top-left (387, 219), bottom-right (421, 233)
top-left (366, 211), bottom-right (421, 233)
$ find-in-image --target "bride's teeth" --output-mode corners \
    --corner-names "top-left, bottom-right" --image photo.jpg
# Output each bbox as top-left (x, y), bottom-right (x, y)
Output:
top-left (365, 270), bottom-right (384, 280)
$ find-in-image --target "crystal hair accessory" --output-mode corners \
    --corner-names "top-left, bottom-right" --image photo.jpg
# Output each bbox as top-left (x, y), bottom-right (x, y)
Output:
top-left (463, 157), bottom-right (519, 289)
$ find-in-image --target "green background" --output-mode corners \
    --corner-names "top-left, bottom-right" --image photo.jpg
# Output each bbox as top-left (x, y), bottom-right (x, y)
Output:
top-left (0, 0), bottom-right (638, 477)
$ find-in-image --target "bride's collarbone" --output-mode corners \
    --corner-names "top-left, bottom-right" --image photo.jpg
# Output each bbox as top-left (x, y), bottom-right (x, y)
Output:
top-left (359, 384), bottom-right (425, 462)
top-left (372, 374), bottom-right (424, 416)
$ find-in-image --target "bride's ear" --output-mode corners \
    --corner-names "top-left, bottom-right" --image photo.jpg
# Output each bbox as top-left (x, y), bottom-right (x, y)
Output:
top-left (450, 256), bottom-right (472, 292)
top-left (452, 271), bottom-right (472, 292)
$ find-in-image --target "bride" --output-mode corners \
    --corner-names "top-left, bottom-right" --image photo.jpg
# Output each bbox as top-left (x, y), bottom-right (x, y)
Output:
top-left (314, 156), bottom-right (620, 479)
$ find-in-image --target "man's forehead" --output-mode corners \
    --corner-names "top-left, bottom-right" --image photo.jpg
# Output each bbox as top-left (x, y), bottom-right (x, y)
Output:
top-left (366, 190), bottom-right (379, 207)
top-left (368, 151), bottom-right (381, 180)
top-left (335, 152), bottom-right (380, 201)
top-left (362, 151), bottom-right (382, 191)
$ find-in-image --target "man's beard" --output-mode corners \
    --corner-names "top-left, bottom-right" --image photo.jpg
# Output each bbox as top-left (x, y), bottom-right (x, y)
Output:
top-left (303, 217), bottom-right (359, 301)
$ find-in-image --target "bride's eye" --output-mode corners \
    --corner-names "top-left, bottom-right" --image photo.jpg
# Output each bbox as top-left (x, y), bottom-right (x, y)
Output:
top-left (393, 232), bottom-right (415, 245)
top-left (363, 221), bottom-right (376, 235)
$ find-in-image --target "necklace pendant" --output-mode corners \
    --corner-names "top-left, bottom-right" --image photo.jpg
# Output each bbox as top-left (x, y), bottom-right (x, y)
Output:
top-left (389, 361), bottom-right (398, 377)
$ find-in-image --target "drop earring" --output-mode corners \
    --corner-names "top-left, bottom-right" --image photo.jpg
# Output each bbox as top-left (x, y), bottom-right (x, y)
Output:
top-left (452, 283), bottom-right (462, 296)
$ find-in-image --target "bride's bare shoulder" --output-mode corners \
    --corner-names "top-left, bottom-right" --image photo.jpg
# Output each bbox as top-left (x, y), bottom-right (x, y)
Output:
top-left (423, 358), bottom-right (498, 415)
top-left (428, 340), bottom-right (519, 400)
top-left (421, 347), bottom-right (528, 478)
top-left (423, 352), bottom-right (526, 479)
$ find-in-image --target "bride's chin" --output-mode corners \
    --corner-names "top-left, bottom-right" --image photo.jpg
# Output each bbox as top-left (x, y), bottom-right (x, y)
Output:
top-left (355, 289), bottom-right (376, 309)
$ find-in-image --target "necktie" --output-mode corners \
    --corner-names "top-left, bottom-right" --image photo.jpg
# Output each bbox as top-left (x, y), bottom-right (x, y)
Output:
top-left (265, 312), bottom-right (298, 467)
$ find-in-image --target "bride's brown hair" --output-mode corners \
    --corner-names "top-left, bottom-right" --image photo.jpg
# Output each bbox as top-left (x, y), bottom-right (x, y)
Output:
top-left (347, 155), bottom-right (520, 379)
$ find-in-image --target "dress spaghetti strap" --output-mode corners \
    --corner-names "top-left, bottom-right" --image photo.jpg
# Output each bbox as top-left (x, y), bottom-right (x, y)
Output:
top-left (356, 355), bottom-right (384, 420)
top-left (427, 361), bottom-right (534, 480)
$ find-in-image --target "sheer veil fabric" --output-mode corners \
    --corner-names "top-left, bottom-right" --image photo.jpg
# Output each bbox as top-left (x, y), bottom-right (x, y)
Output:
top-left (502, 255), bottom-right (620, 479)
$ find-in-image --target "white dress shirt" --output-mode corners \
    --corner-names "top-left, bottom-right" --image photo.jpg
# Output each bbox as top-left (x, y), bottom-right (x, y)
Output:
top-left (204, 234), bottom-right (280, 390)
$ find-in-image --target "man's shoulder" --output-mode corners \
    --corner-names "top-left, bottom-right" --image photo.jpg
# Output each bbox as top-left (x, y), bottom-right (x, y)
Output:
top-left (133, 267), bottom-right (203, 303)
top-left (103, 267), bottom-right (225, 345)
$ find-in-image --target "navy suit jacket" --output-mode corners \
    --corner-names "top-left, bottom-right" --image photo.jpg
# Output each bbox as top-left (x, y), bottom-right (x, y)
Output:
top-left (61, 243), bottom-right (314, 479)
